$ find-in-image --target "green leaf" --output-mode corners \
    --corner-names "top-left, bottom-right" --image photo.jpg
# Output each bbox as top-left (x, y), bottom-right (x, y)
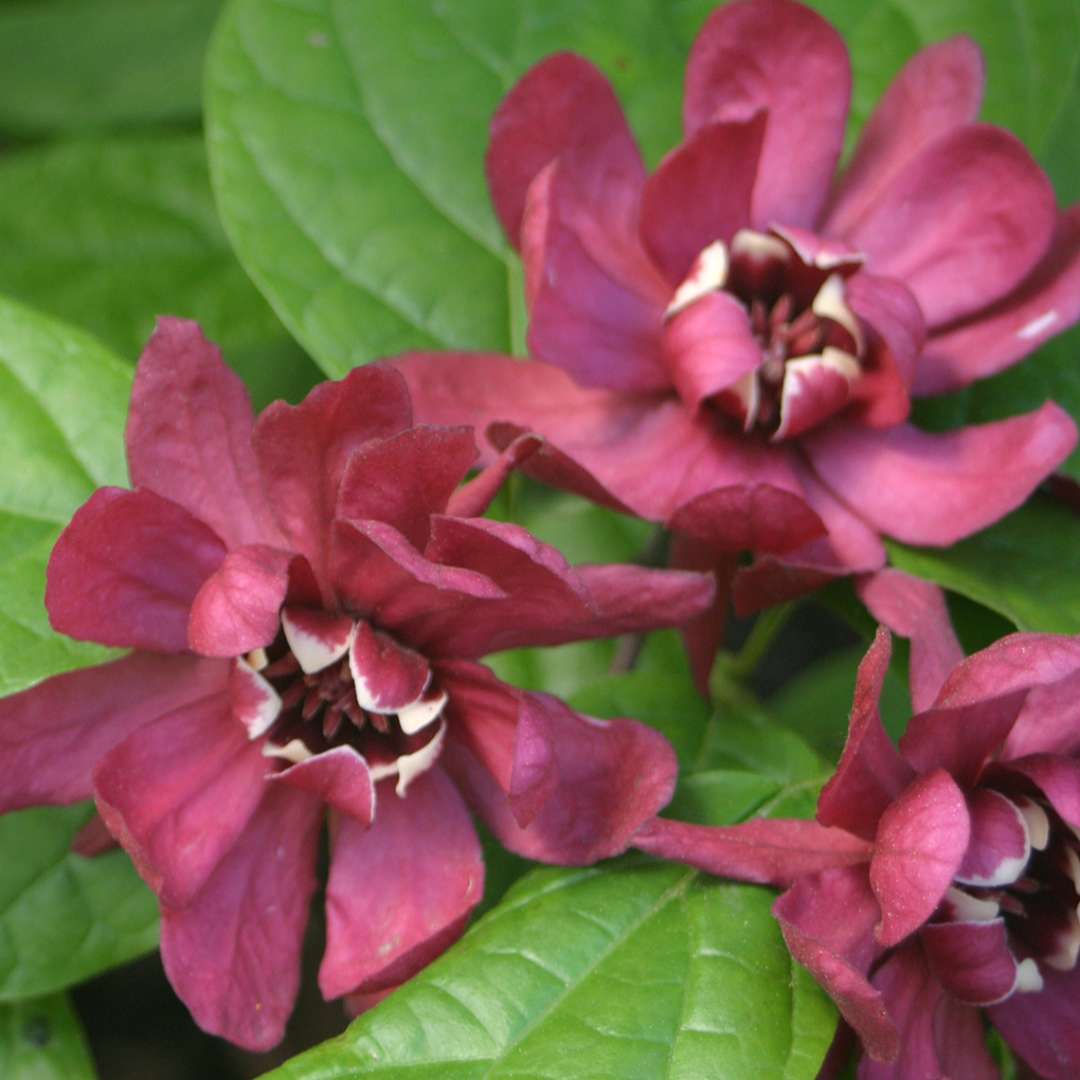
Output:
top-left (0, 805), bottom-right (158, 1001)
top-left (0, 993), bottom-right (95, 1080)
top-left (0, 0), bottom-right (221, 136)
top-left (264, 860), bottom-right (835, 1080)
top-left (0, 297), bottom-right (133, 697)
top-left (888, 496), bottom-right (1080, 635)
top-left (0, 135), bottom-right (322, 411)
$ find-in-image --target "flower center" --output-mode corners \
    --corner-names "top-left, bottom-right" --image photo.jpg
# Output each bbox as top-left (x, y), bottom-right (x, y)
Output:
top-left (942, 790), bottom-right (1080, 994)
top-left (232, 606), bottom-right (447, 797)
top-left (666, 228), bottom-right (865, 440)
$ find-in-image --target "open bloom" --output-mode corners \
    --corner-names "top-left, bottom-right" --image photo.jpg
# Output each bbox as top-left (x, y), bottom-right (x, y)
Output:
top-left (635, 626), bottom-right (1080, 1078)
top-left (0, 319), bottom-right (714, 1050)
top-left (395, 0), bottom-right (1078, 681)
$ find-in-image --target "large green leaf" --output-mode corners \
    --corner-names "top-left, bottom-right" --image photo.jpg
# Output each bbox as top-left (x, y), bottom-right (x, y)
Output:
top-left (265, 860), bottom-right (835, 1080)
top-left (0, 993), bottom-right (95, 1080)
top-left (0, 297), bottom-right (133, 698)
top-left (0, 0), bottom-right (221, 135)
top-left (0, 805), bottom-right (158, 1001)
top-left (0, 135), bottom-right (322, 410)
top-left (888, 496), bottom-right (1080, 635)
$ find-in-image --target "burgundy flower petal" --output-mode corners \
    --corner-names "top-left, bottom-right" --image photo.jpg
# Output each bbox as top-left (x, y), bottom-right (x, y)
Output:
top-left (187, 544), bottom-right (294, 658)
top-left (869, 769), bottom-right (970, 947)
top-left (444, 687), bottom-right (676, 865)
top-left (319, 769), bottom-right (483, 998)
top-left (661, 291), bottom-right (764, 413)
top-left (862, 942), bottom-right (997, 1078)
top-left (159, 784), bottom-right (321, 1053)
top-left (668, 534), bottom-right (736, 696)
top-left (126, 318), bottom-right (283, 549)
top-left (394, 350), bottom-right (733, 522)
top-left (640, 114), bottom-right (766, 284)
top-left (773, 350), bottom-right (860, 441)
top-left (684, 0), bottom-right (851, 229)
top-left (899, 690), bottom-right (1028, 787)
top-left (845, 272), bottom-right (924, 427)
top-left (349, 620), bottom-right (430, 713)
top-left (485, 52), bottom-right (644, 248)
top-left (444, 432), bottom-right (543, 519)
top-left (825, 38), bottom-right (984, 238)
top-left (47, 487), bottom-right (226, 652)
top-left (921, 918), bottom-right (1024, 1006)
top-left (280, 606), bottom-right (354, 674)
top-left (522, 156), bottom-right (671, 392)
top-left (837, 125), bottom-right (1057, 328)
top-left (271, 746), bottom-right (375, 825)
top-left (668, 481), bottom-right (825, 557)
top-left (773, 867), bottom-right (896, 1062)
top-left (336, 426), bottom-right (478, 549)
top-left (803, 406), bottom-right (1077, 546)
top-left (817, 629), bottom-right (915, 841)
top-left (252, 365), bottom-right (412, 594)
top-left (856, 570), bottom-right (963, 713)
top-left (634, 817), bottom-right (872, 887)
top-left (93, 689), bottom-right (268, 909)
top-left (918, 205), bottom-right (1080, 395)
top-left (955, 788), bottom-right (1030, 887)
top-left (0, 653), bottom-right (227, 812)
top-left (989, 965), bottom-right (1080, 1079)
top-left (1007, 754), bottom-right (1080, 832)
top-left (330, 518), bottom-right (504, 641)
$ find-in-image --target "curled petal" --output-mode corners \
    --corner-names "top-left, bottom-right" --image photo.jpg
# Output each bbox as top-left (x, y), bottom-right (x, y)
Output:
top-left (93, 689), bottom-right (268, 909)
top-left (856, 569), bottom-right (963, 713)
top-left (804, 406), bottom-right (1077, 547)
top-left (837, 125), bottom-right (1057, 328)
top-left (869, 769), bottom-right (970, 947)
top-left (818, 628), bottom-right (915, 841)
top-left (0, 653), bottom-right (228, 812)
top-left (634, 816), bottom-right (872, 888)
top-left (271, 746), bottom-right (375, 825)
top-left (187, 544), bottom-right (294, 658)
top-left (922, 918), bottom-right (1025, 1006)
top-left (955, 788), bottom-right (1031, 888)
top-left (443, 677), bottom-right (676, 865)
top-left (773, 867), bottom-right (895, 1062)
top-left (523, 156), bottom-right (671, 392)
top-left (160, 785), bottom-right (321, 1052)
top-left (825, 37), bottom-right (985, 238)
top-left (862, 943), bottom-right (998, 1078)
top-left (1006, 755), bottom-right (1080, 832)
top-left (281, 606), bottom-right (355, 674)
top-left (47, 487), bottom-right (226, 653)
top-left (640, 114), bottom-right (766, 284)
top-left (320, 769), bottom-right (482, 998)
top-left (446, 432), bottom-right (543, 519)
top-left (684, 0), bottom-right (851, 228)
top-left (336, 426), bottom-right (478, 549)
top-left (126, 317), bottom-right (282, 549)
top-left (486, 52), bottom-right (643, 248)
top-left (661, 290), bottom-right (763, 414)
top-left (349, 620), bottom-right (430, 713)
top-left (773, 348), bottom-right (860, 441)
top-left (918, 206), bottom-right (1080, 394)
top-left (252, 365), bottom-right (412, 594)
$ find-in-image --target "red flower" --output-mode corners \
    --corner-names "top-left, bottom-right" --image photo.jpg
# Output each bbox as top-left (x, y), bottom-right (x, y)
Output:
top-left (0, 318), bottom-right (714, 1050)
top-left (636, 624), bottom-right (1080, 1077)
top-left (394, 0), bottom-right (1078, 681)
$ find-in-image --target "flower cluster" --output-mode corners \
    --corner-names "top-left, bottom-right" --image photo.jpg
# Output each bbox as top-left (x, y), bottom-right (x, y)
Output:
top-left (0, 319), bottom-right (714, 1049)
top-left (0, 0), bottom-right (1077, 1074)
top-left (636, 626), bottom-right (1080, 1077)
top-left (394, 0), bottom-right (1079, 684)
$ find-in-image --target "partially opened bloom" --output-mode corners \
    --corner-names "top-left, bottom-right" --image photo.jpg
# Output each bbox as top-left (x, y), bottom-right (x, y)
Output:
top-left (0, 318), bottom-right (714, 1050)
top-left (394, 0), bottom-right (1078, 682)
top-left (635, 627), bottom-right (1080, 1077)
